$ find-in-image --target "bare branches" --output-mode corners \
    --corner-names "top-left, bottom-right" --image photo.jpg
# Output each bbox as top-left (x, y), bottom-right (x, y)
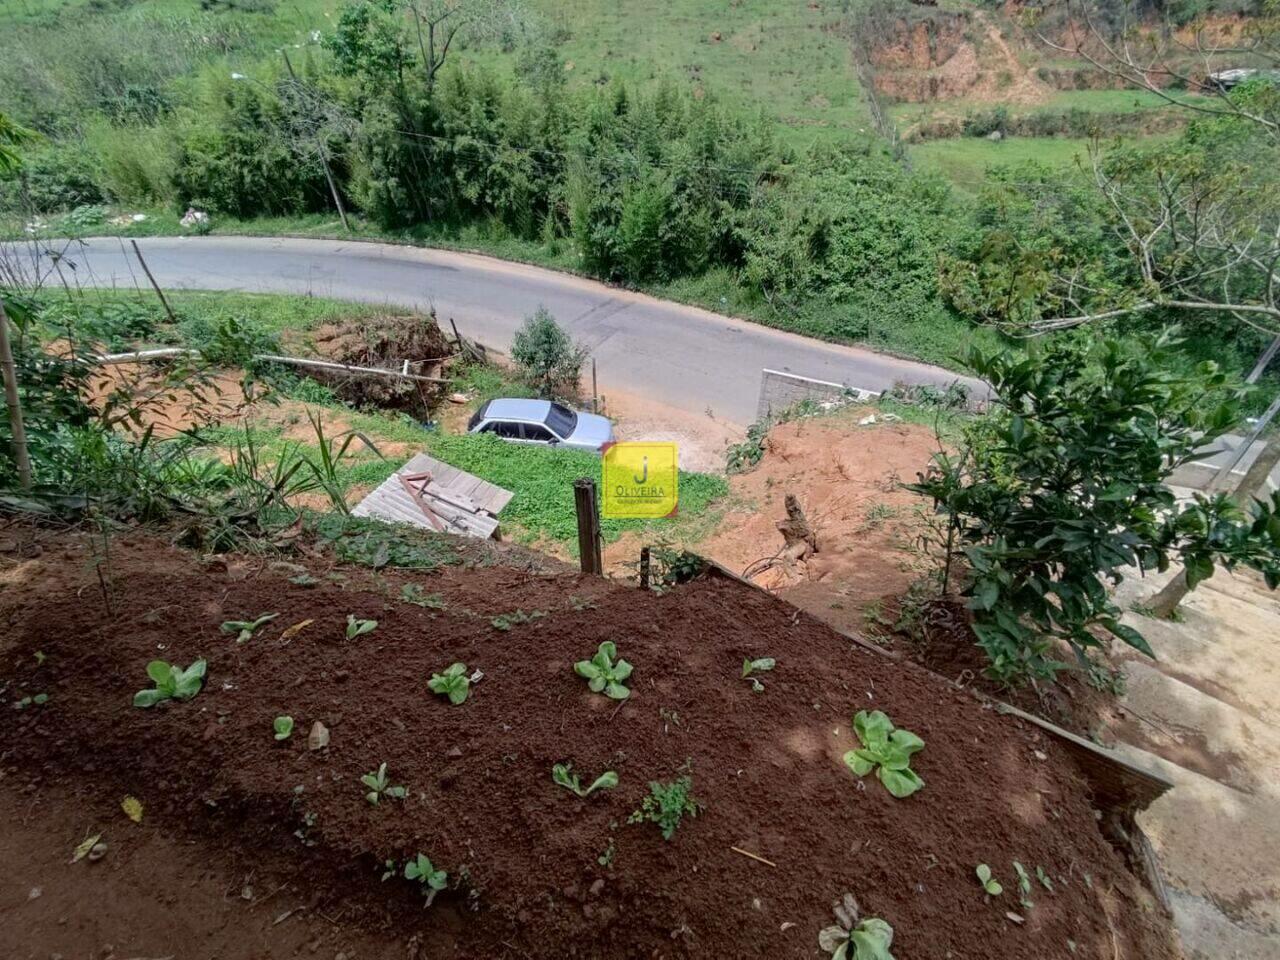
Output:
top-left (1037, 1), bottom-right (1280, 142)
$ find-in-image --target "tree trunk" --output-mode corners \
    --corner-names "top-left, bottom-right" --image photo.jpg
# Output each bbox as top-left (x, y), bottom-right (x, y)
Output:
top-left (0, 297), bottom-right (32, 490)
top-left (776, 493), bottom-right (817, 560)
top-left (1150, 430), bottom-right (1280, 617)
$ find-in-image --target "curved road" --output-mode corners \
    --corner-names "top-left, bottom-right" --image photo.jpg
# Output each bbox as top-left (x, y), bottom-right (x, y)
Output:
top-left (48, 236), bottom-right (981, 426)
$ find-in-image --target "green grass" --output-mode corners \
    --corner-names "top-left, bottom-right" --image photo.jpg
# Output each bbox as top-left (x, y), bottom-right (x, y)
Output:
top-left (908, 136), bottom-right (1094, 186)
top-left (202, 416), bottom-right (729, 549)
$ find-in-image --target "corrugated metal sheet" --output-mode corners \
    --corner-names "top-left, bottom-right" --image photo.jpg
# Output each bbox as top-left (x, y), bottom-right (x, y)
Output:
top-left (352, 453), bottom-right (513, 539)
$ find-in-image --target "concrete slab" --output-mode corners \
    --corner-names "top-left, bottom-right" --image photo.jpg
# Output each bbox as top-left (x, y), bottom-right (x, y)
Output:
top-left (1112, 569), bottom-right (1280, 959)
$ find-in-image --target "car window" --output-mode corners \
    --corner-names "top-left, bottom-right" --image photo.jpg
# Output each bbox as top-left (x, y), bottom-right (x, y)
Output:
top-left (522, 423), bottom-right (555, 442)
top-left (486, 420), bottom-right (521, 438)
top-left (545, 403), bottom-right (577, 437)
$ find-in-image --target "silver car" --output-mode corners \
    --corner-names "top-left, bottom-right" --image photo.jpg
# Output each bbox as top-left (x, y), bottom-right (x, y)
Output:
top-left (466, 398), bottom-right (614, 452)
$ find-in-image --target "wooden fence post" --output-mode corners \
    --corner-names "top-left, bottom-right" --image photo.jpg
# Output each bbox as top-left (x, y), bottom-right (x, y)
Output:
top-left (0, 296), bottom-right (32, 490)
top-left (639, 546), bottom-right (651, 589)
top-left (129, 240), bottom-right (177, 323)
top-left (574, 477), bottom-right (603, 576)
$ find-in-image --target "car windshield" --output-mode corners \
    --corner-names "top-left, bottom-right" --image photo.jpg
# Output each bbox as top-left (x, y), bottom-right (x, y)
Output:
top-left (545, 403), bottom-right (577, 437)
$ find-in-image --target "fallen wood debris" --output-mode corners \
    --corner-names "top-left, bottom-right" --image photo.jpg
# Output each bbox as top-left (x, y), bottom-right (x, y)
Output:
top-left (90, 348), bottom-right (450, 384)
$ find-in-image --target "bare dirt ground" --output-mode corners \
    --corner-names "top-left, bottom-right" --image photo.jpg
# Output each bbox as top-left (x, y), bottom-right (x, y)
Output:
top-left (0, 528), bottom-right (1177, 960)
top-left (683, 407), bottom-right (940, 635)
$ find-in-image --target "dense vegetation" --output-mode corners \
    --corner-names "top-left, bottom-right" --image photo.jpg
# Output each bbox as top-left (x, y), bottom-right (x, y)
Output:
top-left (1, 0), bottom-right (1277, 387)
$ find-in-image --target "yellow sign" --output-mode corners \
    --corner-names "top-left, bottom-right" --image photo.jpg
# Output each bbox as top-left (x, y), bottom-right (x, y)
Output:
top-left (601, 442), bottom-right (678, 518)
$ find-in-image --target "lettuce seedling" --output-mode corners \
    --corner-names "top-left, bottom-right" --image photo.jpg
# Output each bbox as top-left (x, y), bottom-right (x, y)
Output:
top-left (976, 864), bottom-right (1003, 896)
top-left (842, 709), bottom-right (925, 799)
top-left (741, 657), bottom-right (776, 678)
top-left (404, 854), bottom-right (447, 906)
top-left (428, 663), bottom-right (470, 705)
top-left (574, 641), bottom-right (633, 699)
top-left (628, 776), bottom-right (700, 840)
top-left (400, 584), bottom-right (445, 609)
top-left (220, 613), bottom-right (278, 643)
top-left (361, 762), bottom-right (407, 804)
top-left (346, 615), bottom-right (378, 639)
top-left (552, 763), bottom-right (619, 798)
top-left (742, 656), bottom-right (776, 692)
top-left (134, 659), bottom-right (207, 708)
top-left (818, 893), bottom-right (896, 960)
top-left (274, 715), bottom-right (294, 740)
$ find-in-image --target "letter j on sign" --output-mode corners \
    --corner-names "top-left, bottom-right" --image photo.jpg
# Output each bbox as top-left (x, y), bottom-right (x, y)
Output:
top-left (601, 442), bottom-right (678, 518)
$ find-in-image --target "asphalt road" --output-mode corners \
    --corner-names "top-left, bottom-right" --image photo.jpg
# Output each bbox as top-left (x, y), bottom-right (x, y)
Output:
top-left (45, 236), bottom-right (982, 426)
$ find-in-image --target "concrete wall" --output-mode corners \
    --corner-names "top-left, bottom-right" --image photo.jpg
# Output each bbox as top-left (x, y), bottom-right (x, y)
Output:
top-left (756, 368), bottom-right (879, 422)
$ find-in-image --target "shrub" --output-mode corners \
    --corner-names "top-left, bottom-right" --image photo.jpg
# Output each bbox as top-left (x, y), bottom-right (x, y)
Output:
top-left (909, 332), bottom-right (1280, 684)
top-left (509, 307), bottom-right (589, 399)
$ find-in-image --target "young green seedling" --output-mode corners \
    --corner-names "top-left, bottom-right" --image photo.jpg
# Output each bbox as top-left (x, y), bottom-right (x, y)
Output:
top-left (404, 853), bottom-right (448, 906)
top-left (574, 641), bottom-right (633, 700)
top-left (842, 709), bottom-right (925, 798)
top-left (552, 763), bottom-right (619, 798)
top-left (1036, 865), bottom-right (1054, 891)
top-left (818, 893), bottom-right (896, 960)
top-left (427, 663), bottom-right (471, 705)
top-left (976, 864), bottom-right (1003, 897)
top-left (400, 584), bottom-right (446, 609)
top-left (12, 693), bottom-right (49, 709)
top-left (491, 609), bottom-right (544, 631)
top-left (274, 716), bottom-right (295, 740)
top-left (220, 613), bottom-right (278, 643)
top-left (361, 762), bottom-right (407, 804)
top-left (741, 656), bottom-right (776, 692)
top-left (628, 776), bottom-right (700, 840)
top-left (133, 659), bottom-right (207, 708)
top-left (346, 615), bottom-right (378, 639)
top-left (1013, 861), bottom-right (1034, 909)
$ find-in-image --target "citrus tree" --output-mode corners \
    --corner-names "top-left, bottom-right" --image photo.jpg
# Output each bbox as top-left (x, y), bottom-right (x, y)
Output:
top-left (910, 331), bottom-right (1280, 684)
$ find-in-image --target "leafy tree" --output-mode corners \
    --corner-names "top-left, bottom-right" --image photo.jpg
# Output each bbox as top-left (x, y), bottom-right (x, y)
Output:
top-left (0, 110), bottom-right (36, 174)
top-left (509, 307), bottom-right (588, 399)
top-left (909, 331), bottom-right (1280, 684)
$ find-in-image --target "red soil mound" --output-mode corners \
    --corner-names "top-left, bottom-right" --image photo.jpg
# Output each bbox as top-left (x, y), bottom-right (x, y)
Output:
top-left (0, 532), bottom-right (1177, 959)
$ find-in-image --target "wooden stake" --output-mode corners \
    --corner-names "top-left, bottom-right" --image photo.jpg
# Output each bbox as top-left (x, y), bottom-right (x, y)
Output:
top-left (730, 846), bottom-right (776, 868)
top-left (574, 477), bottom-right (603, 576)
top-left (592, 357), bottom-right (598, 413)
top-left (639, 545), bottom-right (651, 589)
top-left (0, 296), bottom-right (32, 490)
top-left (129, 240), bottom-right (177, 323)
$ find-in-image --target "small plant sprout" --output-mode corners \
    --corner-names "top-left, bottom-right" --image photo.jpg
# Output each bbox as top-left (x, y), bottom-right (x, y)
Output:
top-left (552, 763), bottom-right (619, 798)
top-left (1013, 861), bottom-right (1034, 909)
top-left (842, 710), bottom-right (925, 799)
top-left (597, 839), bottom-right (616, 867)
top-left (274, 716), bottom-right (295, 740)
top-left (976, 864), bottom-right (1003, 897)
top-left (346, 615), bottom-right (378, 640)
top-left (220, 613), bottom-right (278, 643)
top-left (428, 663), bottom-right (471, 705)
top-left (490, 609), bottom-right (544, 631)
top-left (574, 641), bottom-right (633, 700)
top-left (628, 776), bottom-right (700, 840)
top-left (134, 659), bottom-right (207, 708)
top-left (818, 893), bottom-right (896, 960)
top-left (404, 854), bottom-right (448, 906)
top-left (742, 656), bottom-right (776, 692)
top-left (1036, 865), bottom-right (1054, 891)
top-left (400, 584), bottom-right (445, 609)
top-left (361, 763), bottom-right (407, 804)
top-left (13, 693), bottom-right (49, 709)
